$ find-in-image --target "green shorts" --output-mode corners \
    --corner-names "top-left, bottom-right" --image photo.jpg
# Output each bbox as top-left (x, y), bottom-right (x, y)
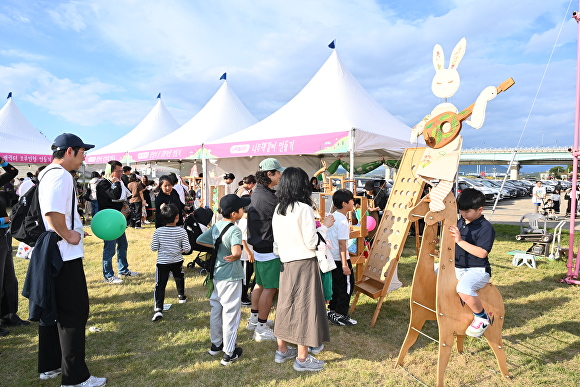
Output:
top-left (255, 258), bottom-right (281, 289)
top-left (320, 270), bottom-right (333, 301)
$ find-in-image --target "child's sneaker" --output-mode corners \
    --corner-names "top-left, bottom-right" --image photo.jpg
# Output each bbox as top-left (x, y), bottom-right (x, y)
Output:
top-left (465, 316), bottom-right (490, 337)
top-left (274, 346), bottom-right (298, 363)
top-left (152, 311), bottom-right (163, 322)
top-left (208, 342), bottom-right (223, 356)
top-left (308, 344), bottom-right (325, 355)
top-left (293, 354), bottom-right (324, 372)
top-left (178, 295), bottom-right (188, 304)
top-left (337, 314), bottom-right (357, 326)
top-left (327, 311), bottom-right (346, 326)
top-left (246, 318), bottom-right (274, 331)
top-left (39, 368), bottom-right (61, 380)
top-left (220, 347), bottom-right (243, 366)
top-left (253, 325), bottom-right (276, 341)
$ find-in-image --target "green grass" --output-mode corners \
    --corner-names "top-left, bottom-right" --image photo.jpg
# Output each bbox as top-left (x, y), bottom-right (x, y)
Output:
top-left (2, 223), bottom-right (579, 386)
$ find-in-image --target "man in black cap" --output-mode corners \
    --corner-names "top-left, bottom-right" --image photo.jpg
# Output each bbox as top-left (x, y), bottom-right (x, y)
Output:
top-left (34, 133), bottom-right (107, 386)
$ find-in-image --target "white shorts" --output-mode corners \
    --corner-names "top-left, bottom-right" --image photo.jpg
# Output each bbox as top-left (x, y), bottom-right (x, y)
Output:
top-left (455, 267), bottom-right (490, 297)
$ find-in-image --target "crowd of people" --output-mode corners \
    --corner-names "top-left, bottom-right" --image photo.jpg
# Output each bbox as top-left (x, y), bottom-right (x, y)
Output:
top-left (0, 132), bottom-right (505, 386)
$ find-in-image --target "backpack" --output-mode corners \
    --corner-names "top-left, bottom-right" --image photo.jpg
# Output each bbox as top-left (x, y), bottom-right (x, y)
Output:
top-left (10, 168), bottom-right (74, 247)
top-left (182, 207), bottom-right (214, 255)
top-left (82, 186), bottom-right (91, 201)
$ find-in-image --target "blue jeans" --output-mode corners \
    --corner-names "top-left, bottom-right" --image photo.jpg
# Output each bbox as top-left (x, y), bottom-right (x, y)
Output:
top-left (102, 233), bottom-right (129, 279)
top-left (90, 200), bottom-right (99, 216)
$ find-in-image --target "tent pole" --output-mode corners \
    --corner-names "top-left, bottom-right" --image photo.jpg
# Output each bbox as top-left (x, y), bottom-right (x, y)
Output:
top-left (349, 128), bottom-right (355, 191)
top-left (201, 145), bottom-right (209, 207)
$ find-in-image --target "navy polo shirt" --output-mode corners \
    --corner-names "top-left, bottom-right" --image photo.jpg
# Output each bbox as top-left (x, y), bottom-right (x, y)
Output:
top-left (455, 215), bottom-right (495, 276)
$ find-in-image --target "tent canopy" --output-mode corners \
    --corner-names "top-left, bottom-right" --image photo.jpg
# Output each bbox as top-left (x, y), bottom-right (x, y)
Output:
top-left (0, 96), bottom-right (52, 164)
top-left (204, 50), bottom-right (412, 160)
top-left (129, 81), bottom-right (258, 162)
top-left (86, 97), bottom-right (180, 164)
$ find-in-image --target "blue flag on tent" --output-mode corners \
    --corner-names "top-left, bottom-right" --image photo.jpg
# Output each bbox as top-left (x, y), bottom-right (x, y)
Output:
top-left (156, 93), bottom-right (161, 99)
top-left (7, 92), bottom-right (12, 99)
top-left (220, 73), bottom-right (227, 80)
top-left (328, 40), bottom-right (335, 49)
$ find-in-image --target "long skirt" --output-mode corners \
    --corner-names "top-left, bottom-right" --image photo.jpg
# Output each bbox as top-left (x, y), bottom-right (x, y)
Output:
top-left (274, 258), bottom-right (330, 348)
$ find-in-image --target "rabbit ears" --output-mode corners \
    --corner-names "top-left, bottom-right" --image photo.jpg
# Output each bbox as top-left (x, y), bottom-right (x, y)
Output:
top-left (433, 37), bottom-right (466, 71)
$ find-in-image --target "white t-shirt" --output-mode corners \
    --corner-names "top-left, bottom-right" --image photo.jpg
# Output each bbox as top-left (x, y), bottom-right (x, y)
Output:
top-left (532, 186), bottom-right (546, 204)
top-left (237, 217), bottom-right (253, 261)
top-left (173, 183), bottom-right (188, 205)
top-left (38, 164), bottom-right (85, 261)
top-left (327, 210), bottom-right (351, 261)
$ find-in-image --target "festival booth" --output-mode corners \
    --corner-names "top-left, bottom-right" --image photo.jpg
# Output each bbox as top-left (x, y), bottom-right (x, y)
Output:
top-left (125, 79), bottom-right (258, 181)
top-left (202, 50), bottom-right (412, 181)
top-left (0, 94), bottom-right (52, 167)
top-left (85, 95), bottom-right (180, 166)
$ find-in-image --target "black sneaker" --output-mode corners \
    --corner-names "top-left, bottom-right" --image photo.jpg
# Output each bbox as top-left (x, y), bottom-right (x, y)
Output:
top-left (328, 311), bottom-right (346, 326)
top-left (220, 347), bottom-right (242, 366)
top-left (337, 313), bottom-right (357, 326)
top-left (208, 343), bottom-right (223, 356)
top-left (241, 299), bottom-right (251, 306)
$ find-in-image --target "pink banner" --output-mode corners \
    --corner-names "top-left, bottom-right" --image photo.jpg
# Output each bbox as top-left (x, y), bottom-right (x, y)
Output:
top-left (205, 131), bottom-right (350, 158)
top-left (85, 151), bottom-right (129, 164)
top-left (0, 152), bottom-right (52, 164)
top-left (128, 145), bottom-right (202, 163)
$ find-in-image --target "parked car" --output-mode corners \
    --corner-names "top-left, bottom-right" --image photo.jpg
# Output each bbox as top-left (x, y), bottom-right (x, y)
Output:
top-left (507, 180), bottom-right (532, 195)
top-left (457, 178), bottom-right (497, 202)
top-left (354, 178), bottom-right (392, 197)
top-left (477, 179), bottom-right (513, 199)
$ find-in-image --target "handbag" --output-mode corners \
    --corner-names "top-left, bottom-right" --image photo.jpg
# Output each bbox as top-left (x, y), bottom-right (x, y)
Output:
top-left (315, 232), bottom-right (337, 273)
top-left (121, 201), bottom-right (131, 219)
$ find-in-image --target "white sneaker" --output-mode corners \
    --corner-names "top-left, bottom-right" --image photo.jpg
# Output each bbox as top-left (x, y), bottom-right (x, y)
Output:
top-left (105, 276), bottom-right (122, 284)
top-left (152, 311), bottom-right (163, 322)
top-left (61, 374), bottom-right (107, 387)
top-left (119, 271), bottom-right (139, 277)
top-left (466, 316), bottom-right (490, 337)
top-left (40, 368), bottom-right (61, 380)
top-left (143, 220), bottom-right (150, 224)
top-left (246, 318), bottom-right (274, 331)
top-left (253, 325), bottom-right (276, 341)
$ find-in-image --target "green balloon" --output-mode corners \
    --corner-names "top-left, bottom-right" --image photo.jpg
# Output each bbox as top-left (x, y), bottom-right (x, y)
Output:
top-left (91, 209), bottom-right (127, 240)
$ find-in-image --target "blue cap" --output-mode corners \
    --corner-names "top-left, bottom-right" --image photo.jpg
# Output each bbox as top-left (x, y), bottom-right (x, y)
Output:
top-left (52, 133), bottom-right (95, 151)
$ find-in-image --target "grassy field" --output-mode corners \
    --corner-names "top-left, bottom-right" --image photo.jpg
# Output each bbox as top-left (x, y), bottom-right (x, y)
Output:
top-left (2, 223), bottom-right (579, 386)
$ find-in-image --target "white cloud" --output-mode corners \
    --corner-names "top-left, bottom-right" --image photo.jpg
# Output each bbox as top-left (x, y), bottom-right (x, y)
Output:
top-left (0, 62), bottom-right (150, 127)
top-left (48, 1), bottom-right (94, 32)
top-left (0, 49), bottom-right (46, 61)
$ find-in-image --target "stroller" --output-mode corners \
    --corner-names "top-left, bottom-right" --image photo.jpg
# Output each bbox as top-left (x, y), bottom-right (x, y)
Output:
top-left (541, 199), bottom-right (558, 220)
top-left (184, 207), bottom-right (214, 274)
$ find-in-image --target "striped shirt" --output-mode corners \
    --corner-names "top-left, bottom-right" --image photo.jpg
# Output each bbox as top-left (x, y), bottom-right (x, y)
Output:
top-left (150, 226), bottom-right (191, 264)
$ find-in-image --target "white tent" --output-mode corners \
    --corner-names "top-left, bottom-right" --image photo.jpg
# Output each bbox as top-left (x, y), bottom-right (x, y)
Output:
top-left (0, 95), bottom-right (52, 164)
top-left (203, 50), bottom-right (413, 180)
top-left (129, 80), bottom-right (258, 163)
top-left (85, 96), bottom-right (180, 164)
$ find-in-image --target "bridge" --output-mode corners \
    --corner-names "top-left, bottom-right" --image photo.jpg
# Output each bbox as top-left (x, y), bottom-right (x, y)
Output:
top-left (460, 147), bottom-right (573, 178)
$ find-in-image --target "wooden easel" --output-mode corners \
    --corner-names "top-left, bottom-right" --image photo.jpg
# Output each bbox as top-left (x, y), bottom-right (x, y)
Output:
top-left (395, 192), bottom-right (510, 386)
top-left (349, 148), bottom-right (426, 327)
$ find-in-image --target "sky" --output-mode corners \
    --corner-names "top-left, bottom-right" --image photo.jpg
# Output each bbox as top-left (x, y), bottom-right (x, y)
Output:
top-left (0, 0), bottom-right (578, 152)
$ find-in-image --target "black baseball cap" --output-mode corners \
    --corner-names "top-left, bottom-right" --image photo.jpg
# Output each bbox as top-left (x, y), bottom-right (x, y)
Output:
top-left (52, 133), bottom-right (95, 151)
top-left (220, 194), bottom-right (251, 216)
top-left (364, 180), bottom-right (376, 191)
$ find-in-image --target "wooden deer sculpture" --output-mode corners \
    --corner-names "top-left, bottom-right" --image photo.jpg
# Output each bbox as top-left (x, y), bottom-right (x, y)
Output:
top-left (396, 192), bottom-right (510, 386)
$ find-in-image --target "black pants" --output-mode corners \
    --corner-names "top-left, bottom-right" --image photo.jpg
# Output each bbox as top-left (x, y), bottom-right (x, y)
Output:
top-left (329, 260), bottom-right (354, 316)
top-left (553, 200), bottom-right (560, 213)
top-left (0, 229), bottom-right (18, 319)
top-left (128, 202), bottom-right (142, 228)
top-left (154, 261), bottom-right (185, 311)
top-left (38, 258), bottom-right (90, 385)
top-left (241, 260), bottom-right (255, 301)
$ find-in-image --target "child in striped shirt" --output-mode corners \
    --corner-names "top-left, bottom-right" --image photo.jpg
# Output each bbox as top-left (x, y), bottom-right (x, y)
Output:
top-left (150, 204), bottom-right (191, 321)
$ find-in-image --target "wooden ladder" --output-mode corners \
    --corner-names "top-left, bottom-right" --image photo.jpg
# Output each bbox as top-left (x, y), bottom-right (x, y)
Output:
top-left (349, 147), bottom-right (426, 327)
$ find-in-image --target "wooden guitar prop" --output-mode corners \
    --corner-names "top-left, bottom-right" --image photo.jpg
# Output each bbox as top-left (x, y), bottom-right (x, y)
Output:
top-left (423, 78), bottom-right (515, 149)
